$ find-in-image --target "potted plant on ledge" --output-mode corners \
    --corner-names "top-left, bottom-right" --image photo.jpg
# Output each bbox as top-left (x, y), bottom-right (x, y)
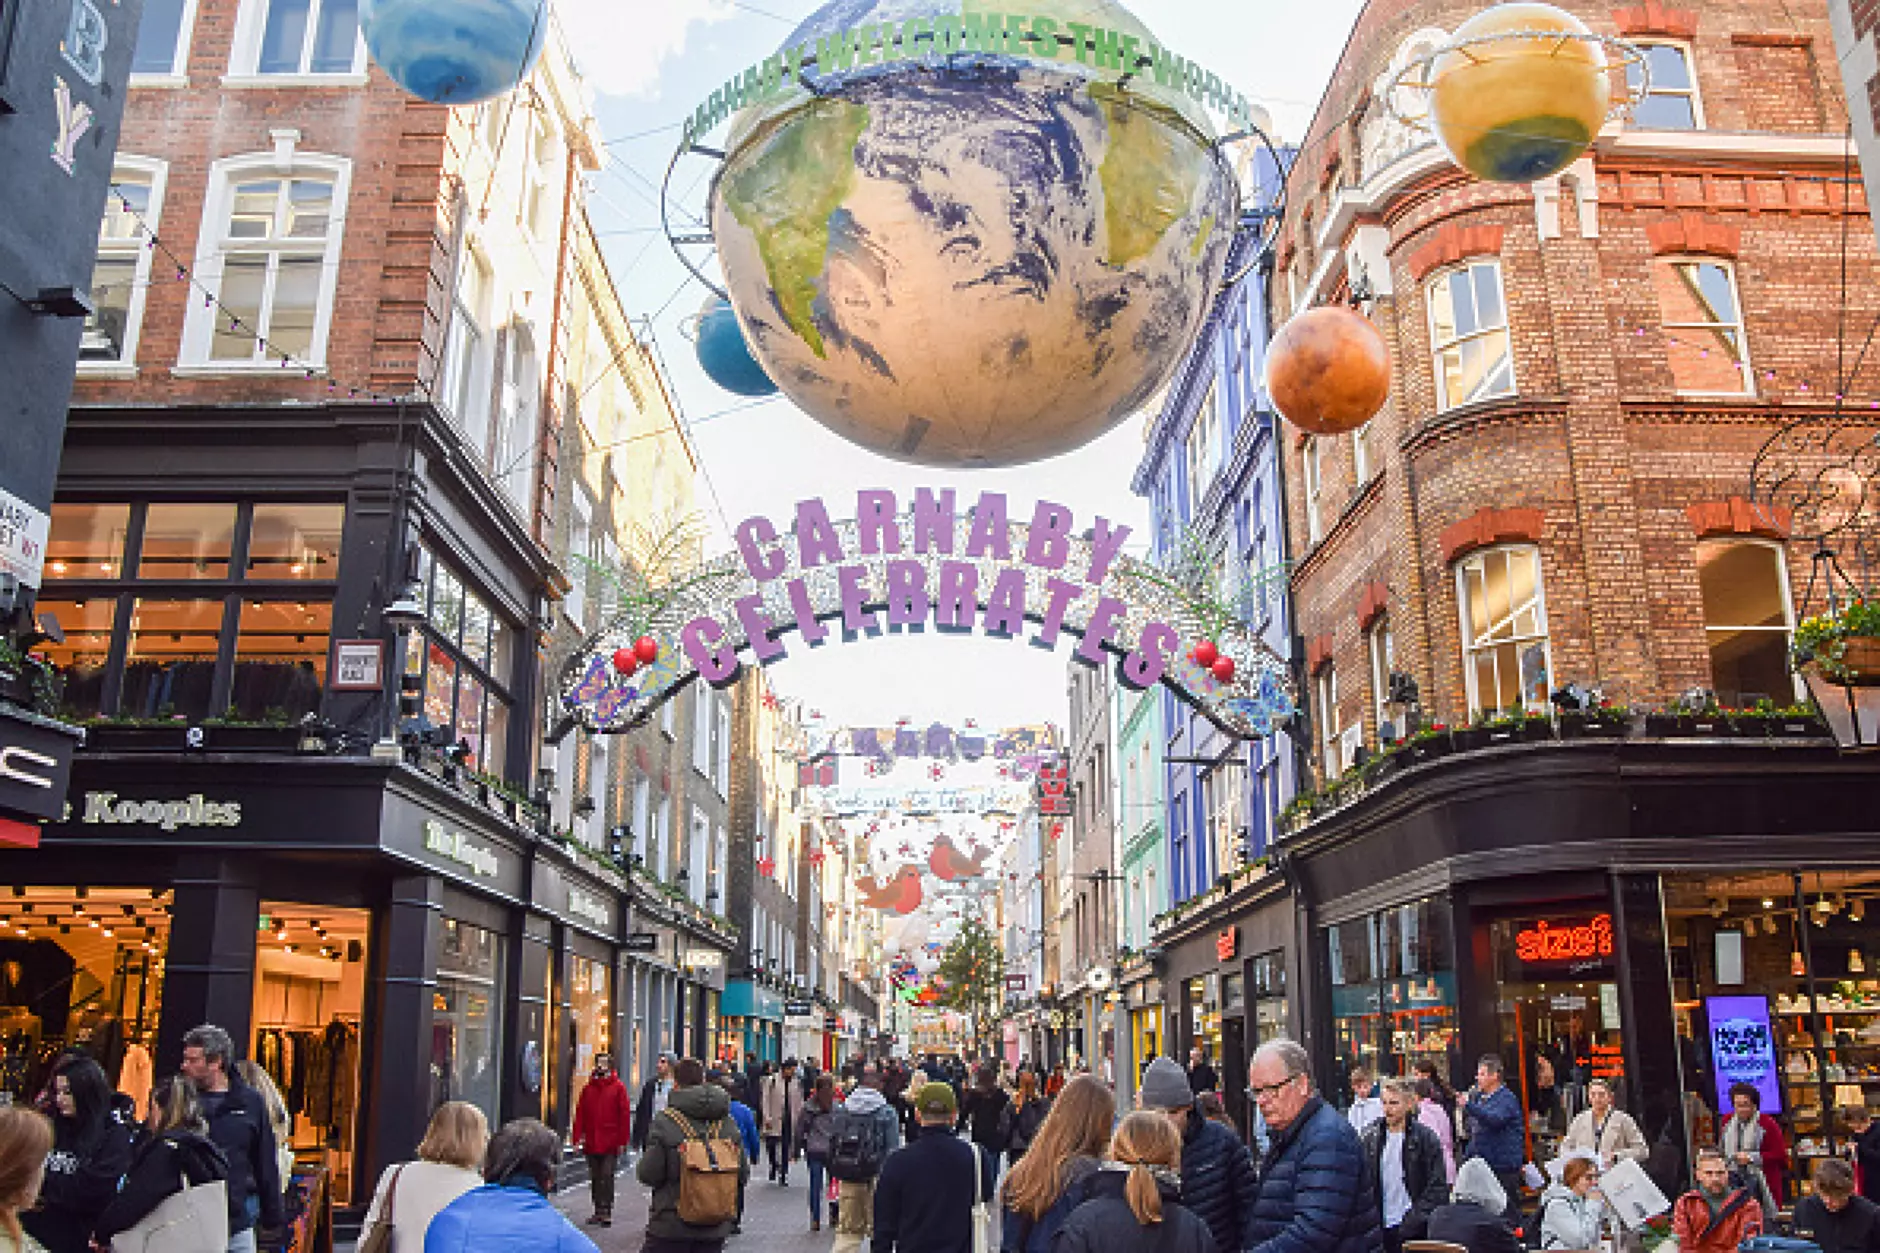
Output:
top-left (1793, 596), bottom-right (1880, 746)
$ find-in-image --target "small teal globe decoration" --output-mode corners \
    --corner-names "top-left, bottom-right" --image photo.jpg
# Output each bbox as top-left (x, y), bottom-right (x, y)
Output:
top-left (694, 297), bottom-right (778, 397)
top-left (359, 0), bottom-right (548, 106)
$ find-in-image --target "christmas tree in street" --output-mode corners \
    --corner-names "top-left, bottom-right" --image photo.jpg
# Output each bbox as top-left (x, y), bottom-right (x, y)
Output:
top-left (936, 917), bottom-right (1005, 1053)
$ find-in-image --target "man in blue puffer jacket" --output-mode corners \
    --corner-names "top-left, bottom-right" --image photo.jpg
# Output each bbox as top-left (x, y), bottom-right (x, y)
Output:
top-left (1243, 1040), bottom-right (1383, 1253)
top-left (1141, 1056), bottom-right (1259, 1252)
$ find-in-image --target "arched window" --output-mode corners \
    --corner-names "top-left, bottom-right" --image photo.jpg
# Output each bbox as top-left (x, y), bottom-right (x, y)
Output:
top-left (178, 148), bottom-right (350, 369)
top-left (1696, 539), bottom-right (1798, 705)
top-left (1455, 544), bottom-right (1552, 714)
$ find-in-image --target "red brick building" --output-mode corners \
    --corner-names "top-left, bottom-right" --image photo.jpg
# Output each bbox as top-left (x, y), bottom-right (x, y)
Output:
top-left (1265, 0), bottom-right (1880, 1194)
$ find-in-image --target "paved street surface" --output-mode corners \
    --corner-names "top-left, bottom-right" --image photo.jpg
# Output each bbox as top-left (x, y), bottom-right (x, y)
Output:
top-left (552, 1157), bottom-right (833, 1253)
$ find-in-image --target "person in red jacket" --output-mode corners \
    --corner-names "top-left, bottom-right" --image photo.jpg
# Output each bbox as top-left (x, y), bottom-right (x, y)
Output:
top-left (572, 1052), bottom-right (633, 1227)
top-left (1674, 1148), bottom-right (1766, 1253)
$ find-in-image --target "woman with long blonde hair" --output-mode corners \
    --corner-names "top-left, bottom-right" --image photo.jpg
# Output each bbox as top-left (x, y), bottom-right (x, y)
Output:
top-left (0, 1104), bottom-right (53, 1253)
top-left (999, 1074), bottom-right (1113, 1253)
top-left (1055, 1112), bottom-right (1217, 1253)
top-left (94, 1075), bottom-right (229, 1250)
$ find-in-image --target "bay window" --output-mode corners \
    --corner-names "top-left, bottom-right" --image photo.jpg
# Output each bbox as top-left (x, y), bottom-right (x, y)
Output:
top-left (402, 545), bottom-right (517, 776)
top-left (1456, 545), bottom-right (1552, 715)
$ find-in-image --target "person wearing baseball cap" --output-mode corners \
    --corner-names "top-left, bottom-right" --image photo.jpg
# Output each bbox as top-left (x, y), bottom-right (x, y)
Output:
top-left (874, 1082), bottom-right (980, 1253)
top-left (631, 1053), bottom-right (680, 1159)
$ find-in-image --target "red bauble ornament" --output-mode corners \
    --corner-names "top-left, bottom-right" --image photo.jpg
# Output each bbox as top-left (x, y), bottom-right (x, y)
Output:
top-left (633, 636), bottom-right (660, 663)
top-left (612, 648), bottom-right (639, 676)
top-left (1211, 656), bottom-right (1237, 683)
top-left (1192, 640), bottom-right (1219, 668)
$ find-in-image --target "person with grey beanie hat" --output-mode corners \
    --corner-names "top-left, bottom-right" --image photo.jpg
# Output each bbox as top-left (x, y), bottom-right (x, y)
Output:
top-left (1139, 1055), bottom-right (1258, 1252)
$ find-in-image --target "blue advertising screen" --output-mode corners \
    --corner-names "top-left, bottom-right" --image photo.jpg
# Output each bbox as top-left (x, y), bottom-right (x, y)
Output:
top-left (1707, 995), bottom-right (1782, 1115)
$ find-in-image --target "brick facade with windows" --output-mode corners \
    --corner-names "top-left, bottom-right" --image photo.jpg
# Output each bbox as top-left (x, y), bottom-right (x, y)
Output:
top-left (1274, 0), bottom-right (1880, 764)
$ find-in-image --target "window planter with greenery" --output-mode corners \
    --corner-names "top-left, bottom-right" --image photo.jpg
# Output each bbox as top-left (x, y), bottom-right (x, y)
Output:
top-left (1727, 700), bottom-right (1829, 739)
top-left (1480, 708), bottom-right (1555, 746)
top-left (76, 714), bottom-right (191, 751)
top-left (1404, 724), bottom-right (1455, 764)
top-left (1558, 702), bottom-right (1631, 739)
top-left (1645, 698), bottom-right (1737, 738)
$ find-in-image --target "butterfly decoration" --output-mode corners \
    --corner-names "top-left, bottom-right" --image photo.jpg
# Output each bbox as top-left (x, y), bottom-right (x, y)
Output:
top-left (565, 655), bottom-right (611, 708)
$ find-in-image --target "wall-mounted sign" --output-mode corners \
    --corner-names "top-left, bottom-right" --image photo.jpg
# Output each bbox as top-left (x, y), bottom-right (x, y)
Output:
top-left (1514, 914), bottom-right (1614, 965)
top-left (79, 791), bottom-right (240, 830)
top-left (567, 885), bottom-right (611, 931)
top-left (0, 710), bottom-right (79, 821)
top-left (330, 640), bottom-right (385, 691)
top-left (1708, 994), bottom-right (1781, 1115)
top-left (423, 819), bottom-right (500, 878)
top-left (1005, 973), bottom-right (1028, 992)
top-left (622, 932), bottom-right (659, 954)
top-left (785, 999), bottom-right (813, 1016)
top-left (1216, 926), bottom-right (1239, 962)
top-left (0, 487), bottom-right (49, 590)
top-left (1036, 761), bottom-right (1070, 816)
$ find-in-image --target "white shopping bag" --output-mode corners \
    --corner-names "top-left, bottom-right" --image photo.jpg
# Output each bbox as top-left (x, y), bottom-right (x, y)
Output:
top-left (1600, 1158), bottom-right (1672, 1230)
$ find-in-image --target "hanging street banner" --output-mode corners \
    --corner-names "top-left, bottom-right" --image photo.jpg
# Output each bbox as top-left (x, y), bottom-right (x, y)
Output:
top-left (808, 783), bottom-right (1033, 817)
top-left (558, 488), bottom-right (1295, 741)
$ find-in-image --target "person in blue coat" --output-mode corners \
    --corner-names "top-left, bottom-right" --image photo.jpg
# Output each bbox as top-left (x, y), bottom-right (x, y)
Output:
top-left (720, 1075), bottom-right (762, 1234)
top-left (425, 1118), bottom-right (599, 1253)
top-left (1140, 1056), bottom-right (1260, 1253)
top-left (1462, 1055), bottom-right (1526, 1226)
top-left (1242, 1040), bottom-right (1384, 1253)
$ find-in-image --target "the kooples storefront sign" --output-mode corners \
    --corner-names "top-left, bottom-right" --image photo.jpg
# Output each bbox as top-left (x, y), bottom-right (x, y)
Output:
top-left (78, 791), bottom-right (241, 830)
top-left (423, 819), bottom-right (500, 878)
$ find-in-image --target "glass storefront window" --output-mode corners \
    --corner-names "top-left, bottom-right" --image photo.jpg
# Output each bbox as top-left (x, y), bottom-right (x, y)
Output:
top-left (252, 902), bottom-right (368, 1203)
top-left (567, 954), bottom-right (612, 1120)
top-left (33, 599), bottom-right (116, 717)
top-left (1330, 899), bottom-right (1457, 1093)
top-left (0, 888), bottom-right (172, 1112)
top-left (229, 600), bottom-right (330, 719)
top-left (424, 642), bottom-right (457, 729)
top-left (140, 504), bottom-right (239, 580)
top-left (434, 917), bottom-right (506, 1127)
top-left (122, 598), bottom-right (225, 720)
top-left (47, 504), bottom-right (130, 578)
top-left (1488, 906), bottom-right (1623, 1159)
top-left (247, 504), bottom-right (344, 580)
top-left (1251, 951), bottom-right (1289, 1048)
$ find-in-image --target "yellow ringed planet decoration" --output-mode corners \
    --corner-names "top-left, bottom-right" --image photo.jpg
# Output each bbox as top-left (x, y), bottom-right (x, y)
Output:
top-left (1392, 2), bottom-right (1649, 185)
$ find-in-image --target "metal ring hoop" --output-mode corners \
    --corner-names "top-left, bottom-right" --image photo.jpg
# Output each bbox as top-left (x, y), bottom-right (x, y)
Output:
top-left (1385, 28), bottom-right (1651, 131)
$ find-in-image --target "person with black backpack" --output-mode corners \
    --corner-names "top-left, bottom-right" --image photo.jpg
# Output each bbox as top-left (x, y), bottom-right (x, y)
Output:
top-left (830, 1063), bottom-right (904, 1253)
top-left (636, 1058), bottom-right (750, 1253)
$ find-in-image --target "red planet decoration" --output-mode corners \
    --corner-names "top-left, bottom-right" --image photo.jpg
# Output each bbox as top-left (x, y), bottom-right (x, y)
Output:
top-left (1265, 306), bottom-right (1391, 436)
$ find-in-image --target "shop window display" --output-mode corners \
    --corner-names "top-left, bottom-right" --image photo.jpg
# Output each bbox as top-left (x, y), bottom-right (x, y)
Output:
top-left (251, 903), bottom-right (367, 1204)
top-left (1664, 872), bottom-right (1880, 1203)
top-left (1329, 898), bottom-right (1458, 1098)
top-left (1187, 972), bottom-right (1222, 1069)
top-left (0, 889), bottom-right (170, 1115)
top-left (1486, 906), bottom-right (1625, 1166)
top-left (565, 954), bottom-right (611, 1124)
top-left (433, 917), bottom-right (505, 1127)
top-left (1251, 950), bottom-right (1289, 1048)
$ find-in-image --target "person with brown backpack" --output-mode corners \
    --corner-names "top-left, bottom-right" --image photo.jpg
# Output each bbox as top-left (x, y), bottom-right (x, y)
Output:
top-left (636, 1058), bottom-right (749, 1253)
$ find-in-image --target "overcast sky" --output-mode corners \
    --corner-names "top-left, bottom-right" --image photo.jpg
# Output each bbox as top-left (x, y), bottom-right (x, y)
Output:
top-left (553, 0), bottom-right (1364, 731)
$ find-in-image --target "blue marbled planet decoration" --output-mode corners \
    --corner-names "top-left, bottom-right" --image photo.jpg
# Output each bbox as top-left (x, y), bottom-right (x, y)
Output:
top-left (359, 0), bottom-right (547, 105)
top-left (695, 296), bottom-right (779, 397)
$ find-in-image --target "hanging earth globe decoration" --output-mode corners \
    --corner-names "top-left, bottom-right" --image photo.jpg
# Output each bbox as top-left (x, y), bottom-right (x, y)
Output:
top-left (680, 0), bottom-right (1247, 468)
top-left (359, 0), bottom-right (548, 106)
top-left (690, 296), bottom-right (779, 397)
top-left (1390, 2), bottom-right (1649, 184)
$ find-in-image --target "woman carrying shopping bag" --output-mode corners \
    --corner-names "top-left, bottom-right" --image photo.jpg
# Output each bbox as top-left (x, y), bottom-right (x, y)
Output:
top-left (94, 1076), bottom-right (230, 1253)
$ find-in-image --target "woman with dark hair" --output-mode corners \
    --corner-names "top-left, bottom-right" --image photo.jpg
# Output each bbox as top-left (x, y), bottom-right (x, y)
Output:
top-left (1002, 1071), bottom-right (1049, 1166)
top-left (424, 1119), bottom-right (598, 1252)
top-left (795, 1074), bottom-right (839, 1231)
top-left (957, 1062), bottom-right (1011, 1198)
top-left (23, 1057), bottom-right (134, 1253)
top-left (1720, 1081), bottom-right (1786, 1215)
top-left (94, 1075), bottom-right (230, 1250)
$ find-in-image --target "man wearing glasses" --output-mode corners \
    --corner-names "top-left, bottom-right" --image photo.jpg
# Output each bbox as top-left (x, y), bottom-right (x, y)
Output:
top-left (1243, 1040), bottom-right (1384, 1253)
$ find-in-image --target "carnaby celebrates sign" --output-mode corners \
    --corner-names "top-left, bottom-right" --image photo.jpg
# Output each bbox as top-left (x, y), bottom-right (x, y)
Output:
top-left (559, 488), bottom-right (1293, 739)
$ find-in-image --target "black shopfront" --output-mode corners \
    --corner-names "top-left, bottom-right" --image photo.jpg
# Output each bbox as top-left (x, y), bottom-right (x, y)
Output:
top-left (3, 750), bottom-right (641, 1222)
top-left (1281, 737), bottom-right (1880, 1202)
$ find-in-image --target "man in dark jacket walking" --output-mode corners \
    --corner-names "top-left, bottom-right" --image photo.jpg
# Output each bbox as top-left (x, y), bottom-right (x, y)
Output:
top-left (636, 1057), bottom-right (750, 1253)
top-left (875, 1082), bottom-right (980, 1253)
top-left (1243, 1040), bottom-right (1383, 1253)
top-left (632, 1051), bottom-right (679, 1158)
top-left (1361, 1078), bottom-right (1450, 1252)
top-left (181, 1024), bottom-right (283, 1253)
top-left (1463, 1055), bottom-right (1526, 1227)
top-left (1140, 1055), bottom-right (1259, 1252)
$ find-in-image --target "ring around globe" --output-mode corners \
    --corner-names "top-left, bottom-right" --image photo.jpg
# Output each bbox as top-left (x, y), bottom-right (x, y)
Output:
top-left (1427, 2), bottom-right (1610, 184)
top-left (708, 0), bottom-right (1240, 468)
top-left (696, 296), bottom-right (781, 397)
top-left (360, 0), bottom-right (548, 106)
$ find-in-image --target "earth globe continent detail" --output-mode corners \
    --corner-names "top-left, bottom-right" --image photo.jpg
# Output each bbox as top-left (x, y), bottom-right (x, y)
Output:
top-left (709, 0), bottom-right (1238, 468)
top-left (1426, 2), bottom-right (1611, 184)
top-left (360, 0), bottom-right (548, 106)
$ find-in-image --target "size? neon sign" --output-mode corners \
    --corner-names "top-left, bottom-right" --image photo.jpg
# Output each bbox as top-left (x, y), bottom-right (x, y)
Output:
top-left (1515, 914), bottom-right (1614, 964)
